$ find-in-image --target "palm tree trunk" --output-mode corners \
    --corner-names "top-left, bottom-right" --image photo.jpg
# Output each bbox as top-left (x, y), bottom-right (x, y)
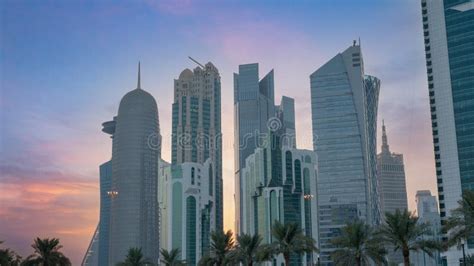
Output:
top-left (403, 248), bottom-right (410, 266)
top-left (284, 253), bottom-right (290, 266)
top-left (356, 256), bottom-right (361, 266)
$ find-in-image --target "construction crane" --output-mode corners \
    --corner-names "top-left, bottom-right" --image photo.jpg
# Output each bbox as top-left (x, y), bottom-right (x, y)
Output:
top-left (188, 56), bottom-right (205, 68)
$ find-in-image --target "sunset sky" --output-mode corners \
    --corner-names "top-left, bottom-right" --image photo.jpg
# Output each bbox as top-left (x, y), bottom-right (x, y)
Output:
top-left (0, 0), bottom-right (435, 264)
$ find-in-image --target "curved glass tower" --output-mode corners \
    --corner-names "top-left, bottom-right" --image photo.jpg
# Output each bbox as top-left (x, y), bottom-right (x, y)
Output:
top-left (108, 63), bottom-right (161, 264)
top-left (310, 43), bottom-right (380, 265)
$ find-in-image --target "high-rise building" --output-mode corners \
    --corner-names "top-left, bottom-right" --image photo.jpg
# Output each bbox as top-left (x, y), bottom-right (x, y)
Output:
top-left (103, 63), bottom-right (161, 264)
top-left (98, 161), bottom-right (112, 265)
top-left (158, 159), bottom-right (215, 265)
top-left (172, 61), bottom-right (222, 231)
top-left (310, 42), bottom-right (380, 264)
top-left (234, 63), bottom-right (276, 233)
top-left (376, 121), bottom-right (408, 264)
top-left (421, 0), bottom-right (474, 263)
top-left (83, 142), bottom-right (113, 266)
top-left (275, 96), bottom-right (297, 148)
top-left (365, 75), bottom-right (382, 225)
top-left (411, 190), bottom-right (442, 266)
top-left (240, 98), bottom-right (317, 265)
top-left (241, 145), bottom-right (318, 265)
top-left (377, 121), bottom-right (408, 216)
top-left (82, 225), bottom-right (99, 266)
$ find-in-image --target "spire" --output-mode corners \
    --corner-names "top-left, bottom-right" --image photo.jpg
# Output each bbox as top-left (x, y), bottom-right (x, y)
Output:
top-left (137, 61), bottom-right (141, 89)
top-left (381, 119), bottom-right (390, 153)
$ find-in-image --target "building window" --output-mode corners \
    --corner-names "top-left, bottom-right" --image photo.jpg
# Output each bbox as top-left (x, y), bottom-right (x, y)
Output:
top-left (285, 151), bottom-right (293, 181)
top-left (186, 196), bottom-right (197, 265)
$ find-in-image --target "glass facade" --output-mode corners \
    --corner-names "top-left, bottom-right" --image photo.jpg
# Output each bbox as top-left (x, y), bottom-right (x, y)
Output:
top-left (98, 161), bottom-right (112, 266)
top-left (186, 196), bottom-right (197, 265)
top-left (444, 0), bottom-right (474, 193)
top-left (364, 75), bottom-right (381, 225)
top-left (106, 67), bottom-right (161, 264)
top-left (444, 0), bottom-right (474, 250)
top-left (310, 44), bottom-right (378, 265)
top-left (234, 63), bottom-right (275, 233)
top-left (240, 129), bottom-right (318, 265)
top-left (422, 0), bottom-right (474, 261)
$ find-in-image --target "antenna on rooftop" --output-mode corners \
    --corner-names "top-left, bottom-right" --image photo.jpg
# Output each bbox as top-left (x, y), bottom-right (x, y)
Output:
top-left (188, 56), bottom-right (205, 68)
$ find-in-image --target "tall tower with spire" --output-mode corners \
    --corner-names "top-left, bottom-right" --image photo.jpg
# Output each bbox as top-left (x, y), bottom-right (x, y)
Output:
top-left (376, 121), bottom-right (408, 217)
top-left (376, 121), bottom-right (408, 264)
top-left (101, 63), bottom-right (161, 264)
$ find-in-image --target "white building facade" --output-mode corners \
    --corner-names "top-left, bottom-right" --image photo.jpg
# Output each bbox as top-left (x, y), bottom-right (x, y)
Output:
top-left (159, 159), bottom-right (215, 266)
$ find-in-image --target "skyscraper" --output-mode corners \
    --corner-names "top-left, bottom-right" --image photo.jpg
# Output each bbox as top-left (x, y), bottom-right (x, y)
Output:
top-left (239, 95), bottom-right (318, 265)
top-left (377, 121), bottom-right (408, 216)
top-left (310, 42), bottom-right (380, 264)
top-left (412, 190), bottom-right (441, 266)
top-left (234, 63), bottom-right (275, 234)
top-left (241, 146), bottom-right (318, 265)
top-left (172, 61), bottom-right (222, 231)
top-left (98, 161), bottom-right (112, 266)
top-left (376, 121), bottom-right (408, 265)
top-left (276, 96), bottom-right (297, 148)
top-left (365, 75), bottom-right (381, 224)
top-left (105, 63), bottom-right (161, 264)
top-left (83, 136), bottom-right (113, 266)
top-left (421, 0), bottom-right (474, 263)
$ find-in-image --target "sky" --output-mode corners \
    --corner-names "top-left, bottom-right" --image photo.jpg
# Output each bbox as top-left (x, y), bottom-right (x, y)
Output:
top-left (0, 0), bottom-right (435, 264)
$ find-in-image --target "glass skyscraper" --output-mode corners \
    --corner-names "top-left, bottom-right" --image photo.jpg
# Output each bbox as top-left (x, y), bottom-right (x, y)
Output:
top-left (310, 43), bottom-right (380, 265)
top-left (421, 0), bottom-right (473, 263)
top-left (240, 99), bottom-right (318, 265)
top-left (234, 63), bottom-right (275, 234)
top-left (98, 161), bottom-right (112, 266)
top-left (106, 64), bottom-right (161, 264)
top-left (84, 65), bottom-right (161, 265)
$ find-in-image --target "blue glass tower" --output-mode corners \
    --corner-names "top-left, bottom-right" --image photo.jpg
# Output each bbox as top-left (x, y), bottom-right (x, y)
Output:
top-left (234, 63), bottom-right (275, 233)
top-left (310, 43), bottom-right (380, 265)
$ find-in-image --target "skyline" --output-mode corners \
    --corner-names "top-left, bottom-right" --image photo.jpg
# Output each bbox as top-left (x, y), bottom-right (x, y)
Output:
top-left (0, 1), bottom-right (436, 265)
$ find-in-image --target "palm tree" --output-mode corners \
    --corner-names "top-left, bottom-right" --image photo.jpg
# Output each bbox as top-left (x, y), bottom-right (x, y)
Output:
top-left (271, 221), bottom-right (318, 266)
top-left (378, 209), bottom-right (442, 266)
top-left (0, 243), bottom-right (22, 266)
top-left (330, 221), bottom-right (386, 266)
top-left (198, 230), bottom-right (234, 266)
top-left (116, 247), bottom-right (153, 266)
top-left (22, 237), bottom-right (71, 266)
top-left (444, 190), bottom-right (474, 248)
top-left (464, 254), bottom-right (474, 265)
top-left (230, 233), bottom-right (273, 266)
top-left (160, 248), bottom-right (184, 266)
